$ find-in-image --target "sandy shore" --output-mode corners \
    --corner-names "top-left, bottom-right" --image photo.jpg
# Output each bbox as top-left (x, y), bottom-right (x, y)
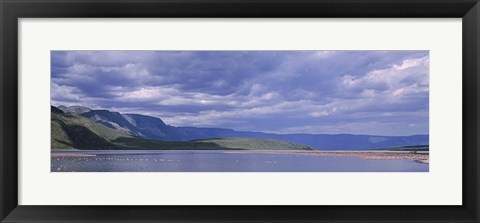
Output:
top-left (224, 150), bottom-right (429, 163)
top-left (51, 153), bottom-right (96, 158)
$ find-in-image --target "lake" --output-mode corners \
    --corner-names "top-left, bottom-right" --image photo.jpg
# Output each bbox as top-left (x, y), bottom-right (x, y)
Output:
top-left (51, 150), bottom-right (428, 172)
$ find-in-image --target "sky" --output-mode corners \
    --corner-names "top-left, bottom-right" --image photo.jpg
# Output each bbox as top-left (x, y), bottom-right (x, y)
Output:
top-left (51, 51), bottom-right (429, 136)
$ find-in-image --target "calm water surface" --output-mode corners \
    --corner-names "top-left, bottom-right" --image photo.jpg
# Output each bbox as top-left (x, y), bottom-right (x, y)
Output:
top-left (51, 150), bottom-right (428, 172)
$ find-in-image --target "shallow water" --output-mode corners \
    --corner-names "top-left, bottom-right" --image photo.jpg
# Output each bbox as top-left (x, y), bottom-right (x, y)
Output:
top-left (51, 150), bottom-right (428, 172)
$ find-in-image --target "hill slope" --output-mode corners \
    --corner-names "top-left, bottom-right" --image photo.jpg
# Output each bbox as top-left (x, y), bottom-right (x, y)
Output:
top-left (51, 106), bottom-right (314, 151)
top-left (111, 137), bottom-right (313, 151)
top-left (68, 106), bottom-right (428, 150)
top-left (198, 138), bottom-right (312, 150)
top-left (51, 107), bottom-right (133, 150)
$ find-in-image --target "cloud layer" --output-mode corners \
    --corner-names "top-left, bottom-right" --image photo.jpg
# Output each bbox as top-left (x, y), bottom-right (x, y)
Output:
top-left (51, 51), bottom-right (429, 136)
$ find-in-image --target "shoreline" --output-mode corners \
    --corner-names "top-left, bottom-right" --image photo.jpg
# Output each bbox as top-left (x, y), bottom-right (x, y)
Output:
top-left (51, 150), bottom-right (429, 164)
top-left (224, 150), bottom-right (429, 163)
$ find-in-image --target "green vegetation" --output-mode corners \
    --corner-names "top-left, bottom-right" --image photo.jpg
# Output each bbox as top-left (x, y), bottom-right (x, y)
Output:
top-left (51, 106), bottom-right (313, 151)
top-left (111, 137), bottom-right (236, 150)
top-left (51, 120), bottom-right (75, 149)
top-left (51, 108), bottom-right (133, 150)
top-left (197, 138), bottom-right (313, 150)
top-left (111, 137), bottom-right (314, 150)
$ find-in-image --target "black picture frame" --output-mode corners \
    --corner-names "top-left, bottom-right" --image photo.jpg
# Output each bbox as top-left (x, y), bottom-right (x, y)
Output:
top-left (1, 0), bottom-right (479, 222)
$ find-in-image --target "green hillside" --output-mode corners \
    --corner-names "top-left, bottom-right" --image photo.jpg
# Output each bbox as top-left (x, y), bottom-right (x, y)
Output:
top-left (51, 106), bottom-right (314, 151)
top-left (197, 138), bottom-right (313, 150)
top-left (51, 108), bottom-right (132, 150)
top-left (110, 137), bottom-right (314, 151)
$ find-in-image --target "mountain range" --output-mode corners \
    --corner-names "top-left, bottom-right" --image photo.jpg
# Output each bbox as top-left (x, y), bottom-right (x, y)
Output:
top-left (52, 105), bottom-right (428, 150)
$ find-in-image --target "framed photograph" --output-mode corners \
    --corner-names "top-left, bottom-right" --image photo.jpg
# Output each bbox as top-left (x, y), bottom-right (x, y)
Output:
top-left (1, 0), bottom-right (479, 222)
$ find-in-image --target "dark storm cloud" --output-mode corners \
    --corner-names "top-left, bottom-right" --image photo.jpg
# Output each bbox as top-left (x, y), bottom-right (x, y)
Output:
top-left (51, 50), bottom-right (429, 135)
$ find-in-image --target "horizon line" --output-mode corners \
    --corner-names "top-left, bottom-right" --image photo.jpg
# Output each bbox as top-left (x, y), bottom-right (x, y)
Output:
top-left (51, 104), bottom-right (429, 137)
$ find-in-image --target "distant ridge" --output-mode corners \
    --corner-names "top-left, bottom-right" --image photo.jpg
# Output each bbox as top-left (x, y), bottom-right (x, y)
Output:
top-left (54, 105), bottom-right (429, 150)
top-left (50, 106), bottom-right (313, 151)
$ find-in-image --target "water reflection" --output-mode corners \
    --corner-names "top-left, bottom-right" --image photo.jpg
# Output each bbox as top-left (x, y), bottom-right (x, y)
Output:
top-left (51, 150), bottom-right (428, 172)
